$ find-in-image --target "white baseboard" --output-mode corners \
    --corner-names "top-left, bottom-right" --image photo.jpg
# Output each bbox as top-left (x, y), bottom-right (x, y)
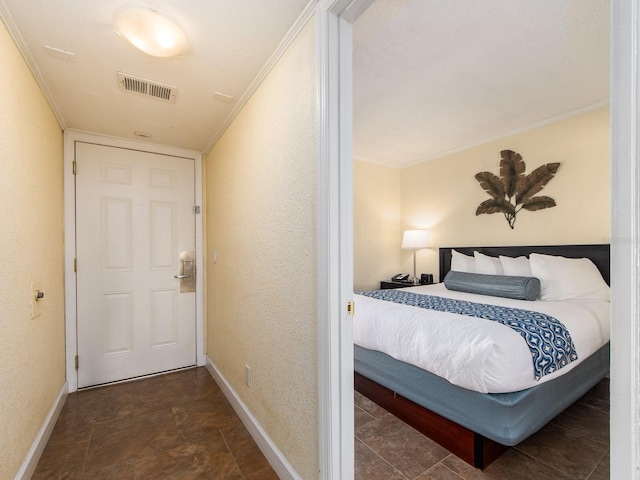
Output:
top-left (15, 381), bottom-right (68, 480)
top-left (205, 355), bottom-right (301, 480)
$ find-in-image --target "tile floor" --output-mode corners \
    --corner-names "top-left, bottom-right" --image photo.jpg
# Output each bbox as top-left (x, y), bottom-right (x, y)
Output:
top-left (33, 367), bottom-right (278, 479)
top-left (355, 378), bottom-right (610, 480)
top-left (34, 368), bottom-right (609, 480)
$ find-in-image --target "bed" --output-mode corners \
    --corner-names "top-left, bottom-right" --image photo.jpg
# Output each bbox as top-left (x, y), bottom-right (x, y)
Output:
top-left (353, 244), bottom-right (610, 469)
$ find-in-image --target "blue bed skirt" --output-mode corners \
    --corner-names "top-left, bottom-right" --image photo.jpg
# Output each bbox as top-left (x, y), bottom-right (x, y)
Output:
top-left (354, 342), bottom-right (609, 446)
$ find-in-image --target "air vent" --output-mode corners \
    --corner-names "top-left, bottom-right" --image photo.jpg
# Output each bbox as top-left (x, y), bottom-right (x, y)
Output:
top-left (117, 72), bottom-right (177, 103)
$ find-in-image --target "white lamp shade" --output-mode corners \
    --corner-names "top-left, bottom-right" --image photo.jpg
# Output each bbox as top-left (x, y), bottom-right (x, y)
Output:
top-left (401, 230), bottom-right (430, 249)
top-left (115, 5), bottom-right (187, 58)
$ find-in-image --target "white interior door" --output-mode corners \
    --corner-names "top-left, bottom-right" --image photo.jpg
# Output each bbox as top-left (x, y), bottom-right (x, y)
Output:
top-left (75, 142), bottom-right (196, 388)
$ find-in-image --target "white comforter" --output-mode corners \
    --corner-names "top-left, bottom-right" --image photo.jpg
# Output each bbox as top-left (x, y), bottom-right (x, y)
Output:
top-left (353, 283), bottom-right (610, 393)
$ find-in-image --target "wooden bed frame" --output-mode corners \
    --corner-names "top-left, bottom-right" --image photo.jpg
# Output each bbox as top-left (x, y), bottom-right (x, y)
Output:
top-left (355, 244), bottom-right (610, 470)
top-left (354, 371), bottom-right (508, 468)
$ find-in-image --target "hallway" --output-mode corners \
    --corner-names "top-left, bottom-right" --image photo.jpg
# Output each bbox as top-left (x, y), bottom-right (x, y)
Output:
top-left (33, 367), bottom-right (278, 479)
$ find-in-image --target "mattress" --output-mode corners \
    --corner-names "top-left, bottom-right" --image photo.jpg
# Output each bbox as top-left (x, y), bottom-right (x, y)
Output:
top-left (353, 283), bottom-right (610, 393)
top-left (354, 342), bottom-right (610, 445)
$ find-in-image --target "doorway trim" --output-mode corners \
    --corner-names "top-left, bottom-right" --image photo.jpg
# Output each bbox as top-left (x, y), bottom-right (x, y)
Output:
top-left (610, 1), bottom-right (640, 478)
top-left (63, 129), bottom-right (205, 392)
top-left (316, 1), bottom-right (373, 478)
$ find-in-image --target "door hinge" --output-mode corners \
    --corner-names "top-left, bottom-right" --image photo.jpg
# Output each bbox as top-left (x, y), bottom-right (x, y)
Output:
top-left (347, 300), bottom-right (355, 317)
top-left (72, 161), bottom-right (77, 175)
top-left (74, 258), bottom-right (77, 273)
top-left (192, 205), bottom-right (201, 214)
top-left (75, 355), bottom-right (79, 370)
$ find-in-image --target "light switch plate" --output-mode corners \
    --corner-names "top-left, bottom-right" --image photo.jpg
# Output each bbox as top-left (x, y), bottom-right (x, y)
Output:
top-left (31, 282), bottom-right (42, 319)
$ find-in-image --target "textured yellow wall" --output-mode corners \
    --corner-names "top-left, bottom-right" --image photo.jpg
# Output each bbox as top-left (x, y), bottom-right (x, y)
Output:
top-left (354, 108), bottom-right (610, 284)
top-left (0, 19), bottom-right (65, 480)
top-left (205, 19), bottom-right (318, 479)
top-left (353, 160), bottom-right (402, 291)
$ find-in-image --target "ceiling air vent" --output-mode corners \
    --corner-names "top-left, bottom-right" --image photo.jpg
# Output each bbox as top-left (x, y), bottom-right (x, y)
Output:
top-left (117, 72), bottom-right (177, 103)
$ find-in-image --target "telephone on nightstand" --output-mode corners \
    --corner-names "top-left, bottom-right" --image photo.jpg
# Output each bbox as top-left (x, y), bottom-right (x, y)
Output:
top-left (391, 273), bottom-right (410, 282)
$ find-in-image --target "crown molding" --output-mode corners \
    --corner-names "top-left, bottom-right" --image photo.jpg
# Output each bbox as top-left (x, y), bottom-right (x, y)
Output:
top-left (203, 0), bottom-right (319, 155)
top-left (0, 0), bottom-right (67, 128)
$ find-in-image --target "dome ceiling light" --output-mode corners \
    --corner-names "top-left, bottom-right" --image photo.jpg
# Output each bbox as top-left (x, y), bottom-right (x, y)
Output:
top-left (115, 4), bottom-right (187, 58)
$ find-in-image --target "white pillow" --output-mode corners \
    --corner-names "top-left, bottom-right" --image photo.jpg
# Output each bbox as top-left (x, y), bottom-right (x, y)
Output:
top-left (500, 255), bottom-right (532, 277)
top-left (474, 251), bottom-right (503, 275)
top-left (451, 250), bottom-right (475, 273)
top-left (529, 253), bottom-right (610, 301)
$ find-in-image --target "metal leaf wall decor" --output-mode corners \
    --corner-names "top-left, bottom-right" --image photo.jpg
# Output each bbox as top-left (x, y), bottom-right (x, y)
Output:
top-left (474, 150), bottom-right (560, 229)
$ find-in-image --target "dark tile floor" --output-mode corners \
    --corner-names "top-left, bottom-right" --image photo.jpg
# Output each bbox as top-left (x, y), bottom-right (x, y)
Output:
top-left (355, 378), bottom-right (610, 480)
top-left (33, 367), bottom-right (278, 479)
top-left (35, 368), bottom-right (609, 480)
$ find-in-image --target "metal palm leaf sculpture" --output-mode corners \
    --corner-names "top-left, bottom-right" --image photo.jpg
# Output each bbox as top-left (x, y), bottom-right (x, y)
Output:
top-left (475, 150), bottom-right (560, 229)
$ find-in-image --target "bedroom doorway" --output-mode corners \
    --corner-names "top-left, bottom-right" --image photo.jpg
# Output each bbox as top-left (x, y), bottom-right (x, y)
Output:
top-left (338, 1), bottom-right (639, 479)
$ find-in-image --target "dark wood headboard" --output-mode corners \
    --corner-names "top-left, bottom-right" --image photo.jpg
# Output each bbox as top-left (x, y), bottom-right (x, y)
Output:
top-left (439, 244), bottom-right (610, 285)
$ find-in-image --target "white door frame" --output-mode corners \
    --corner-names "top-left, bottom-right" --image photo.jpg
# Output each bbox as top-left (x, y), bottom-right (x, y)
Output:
top-left (63, 129), bottom-right (205, 392)
top-left (318, 0), bottom-right (640, 478)
top-left (610, 1), bottom-right (640, 478)
top-left (316, 1), bottom-right (373, 478)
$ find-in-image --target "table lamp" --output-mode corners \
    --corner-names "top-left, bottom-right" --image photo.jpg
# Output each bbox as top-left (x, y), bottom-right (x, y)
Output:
top-left (401, 230), bottom-right (430, 285)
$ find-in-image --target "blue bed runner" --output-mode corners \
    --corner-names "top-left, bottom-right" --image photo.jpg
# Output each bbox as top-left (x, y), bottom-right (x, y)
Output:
top-left (359, 290), bottom-right (577, 380)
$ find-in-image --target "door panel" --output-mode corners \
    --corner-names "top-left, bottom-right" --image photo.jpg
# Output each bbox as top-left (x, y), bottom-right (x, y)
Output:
top-left (76, 142), bottom-right (196, 388)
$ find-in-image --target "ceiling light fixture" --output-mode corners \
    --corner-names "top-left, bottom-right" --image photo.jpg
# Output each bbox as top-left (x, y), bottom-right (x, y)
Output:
top-left (115, 4), bottom-right (187, 58)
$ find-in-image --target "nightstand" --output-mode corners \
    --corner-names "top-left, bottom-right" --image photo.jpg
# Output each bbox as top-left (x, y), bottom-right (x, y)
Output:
top-left (380, 280), bottom-right (416, 290)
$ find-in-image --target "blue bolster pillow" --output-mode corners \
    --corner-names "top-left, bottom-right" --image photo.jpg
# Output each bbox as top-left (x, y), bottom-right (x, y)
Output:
top-left (444, 271), bottom-right (540, 301)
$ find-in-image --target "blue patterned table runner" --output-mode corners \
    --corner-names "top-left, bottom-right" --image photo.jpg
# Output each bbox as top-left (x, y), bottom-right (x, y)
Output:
top-left (359, 290), bottom-right (577, 380)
